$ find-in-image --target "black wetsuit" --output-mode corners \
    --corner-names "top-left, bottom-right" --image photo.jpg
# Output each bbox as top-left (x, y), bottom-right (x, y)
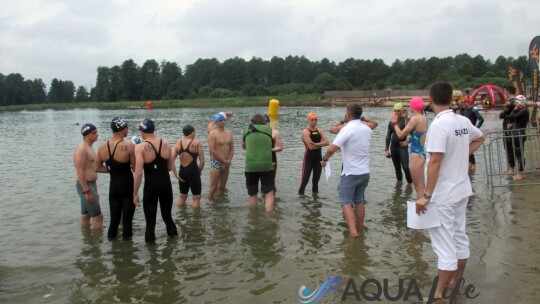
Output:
top-left (298, 128), bottom-right (322, 195)
top-left (500, 98), bottom-right (517, 168)
top-left (385, 117), bottom-right (412, 183)
top-left (105, 140), bottom-right (135, 239)
top-left (508, 107), bottom-right (530, 172)
top-left (178, 140), bottom-right (201, 195)
top-left (143, 140), bottom-right (178, 243)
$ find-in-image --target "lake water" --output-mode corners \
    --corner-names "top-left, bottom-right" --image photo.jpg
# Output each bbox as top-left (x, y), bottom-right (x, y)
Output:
top-left (0, 106), bottom-right (534, 303)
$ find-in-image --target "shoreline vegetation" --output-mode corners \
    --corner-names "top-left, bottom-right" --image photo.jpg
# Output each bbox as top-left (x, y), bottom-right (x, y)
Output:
top-left (2, 94), bottom-right (330, 112)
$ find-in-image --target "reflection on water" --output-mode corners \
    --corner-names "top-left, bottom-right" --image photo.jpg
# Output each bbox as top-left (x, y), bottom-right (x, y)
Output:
top-left (0, 107), bottom-right (522, 303)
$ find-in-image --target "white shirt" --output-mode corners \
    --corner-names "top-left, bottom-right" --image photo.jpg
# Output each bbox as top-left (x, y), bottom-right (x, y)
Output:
top-left (425, 110), bottom-right (483, 202)
top-left (332, 119), bottom-right (372, 176)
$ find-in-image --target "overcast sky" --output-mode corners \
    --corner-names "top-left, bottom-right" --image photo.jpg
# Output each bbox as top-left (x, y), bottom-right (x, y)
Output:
top-left (2, 0), bottom-right (539, 89)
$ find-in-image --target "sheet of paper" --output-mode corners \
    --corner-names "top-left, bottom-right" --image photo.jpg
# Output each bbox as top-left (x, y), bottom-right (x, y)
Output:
top-left (407, 200), bottom-right (441, 229)
top-left (324, 161), bottom-right (331, 182)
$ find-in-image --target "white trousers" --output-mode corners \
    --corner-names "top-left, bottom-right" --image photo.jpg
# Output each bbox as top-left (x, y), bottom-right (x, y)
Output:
top-left (429, 196), bottom-right (470, 271)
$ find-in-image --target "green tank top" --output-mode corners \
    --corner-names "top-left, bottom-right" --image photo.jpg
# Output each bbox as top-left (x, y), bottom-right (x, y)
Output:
top-left (243, 124), bottom-right (274, 172)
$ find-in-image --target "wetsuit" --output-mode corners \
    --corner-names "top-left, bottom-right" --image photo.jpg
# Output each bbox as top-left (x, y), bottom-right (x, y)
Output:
top-left (105, 140), bottom-right (135, 239)
top-left (385, 117), bottom-right (413, 183)
top-left (460, 106), bottom-right (484, 165)
top-left (508, 107), bottom-right (530, 173)
top-left (143, 140), bottom-right (178, 243)
top-left (178, 140), bottom-right (201, 195)
top-left (500, 98), bottom-right (517, 168)
top-left (298, 128), bottom-right (323, 195)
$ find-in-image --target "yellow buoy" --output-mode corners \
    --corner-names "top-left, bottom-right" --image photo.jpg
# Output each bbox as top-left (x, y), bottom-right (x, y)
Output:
top-left (268, 99), bottom-right (279, 116)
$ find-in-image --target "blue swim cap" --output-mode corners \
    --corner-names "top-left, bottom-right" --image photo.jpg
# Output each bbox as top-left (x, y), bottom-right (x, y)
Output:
top-left (131, 135), bottom-right (142, 144)
top-left (213, 113), bottom-right (226, 123)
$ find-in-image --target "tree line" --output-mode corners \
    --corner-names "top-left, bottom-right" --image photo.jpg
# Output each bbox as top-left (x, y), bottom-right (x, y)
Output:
top-left (0, 54), bottom-right (531, 106)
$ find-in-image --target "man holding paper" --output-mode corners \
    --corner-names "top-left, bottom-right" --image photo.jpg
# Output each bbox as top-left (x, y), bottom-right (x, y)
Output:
top-left (416, 82), bottom-right (484, 300)
top-left (321, 104), bottom-right (378, 237)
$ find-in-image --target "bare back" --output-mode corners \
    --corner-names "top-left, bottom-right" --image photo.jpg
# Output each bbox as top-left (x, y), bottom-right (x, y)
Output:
top-left (139, 137), bottom-right (171, 164)
top-left (98, 139), bottom-right (135, 164)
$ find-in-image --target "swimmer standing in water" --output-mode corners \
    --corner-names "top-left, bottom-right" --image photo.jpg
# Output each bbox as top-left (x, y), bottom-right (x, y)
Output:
top-left (298, 112), bottom-right (329, 196)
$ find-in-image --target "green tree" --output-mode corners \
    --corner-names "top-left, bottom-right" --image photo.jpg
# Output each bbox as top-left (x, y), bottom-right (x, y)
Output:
top-left (140, 59), bottom-right (162, 100)
top-left (185, 58), bottom-right (220, 93)
top-left (120, 59), bottom-right (141, 101)
top-left (3, 73), bottom-right (26, 105)
top-left (75, 86), bottom-right (90, 102)
top-left (215, 57), bottom-right (249, 90)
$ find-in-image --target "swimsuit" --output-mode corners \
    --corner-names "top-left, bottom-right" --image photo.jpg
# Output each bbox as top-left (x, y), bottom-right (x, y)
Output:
top-left (211, 159), bottom-right (224, 170)
top-left (410, 130), bottom-right (426, 158)
top-left (178, 140), bottom-right (202, 195)
top-left (298, 128), bottom-right (323, 195)
top-left (105, 140), bottom-right (135, 239)
top-left (142, 140), bottom-right (178, 243)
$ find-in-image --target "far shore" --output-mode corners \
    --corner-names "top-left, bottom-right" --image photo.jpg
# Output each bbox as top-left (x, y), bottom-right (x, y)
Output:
top-left (2, 96), bottom-right (505, 112)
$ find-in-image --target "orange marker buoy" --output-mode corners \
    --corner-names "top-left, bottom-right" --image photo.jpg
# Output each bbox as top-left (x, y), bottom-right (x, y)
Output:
top-left (146, 101), bottom-right (153, 110)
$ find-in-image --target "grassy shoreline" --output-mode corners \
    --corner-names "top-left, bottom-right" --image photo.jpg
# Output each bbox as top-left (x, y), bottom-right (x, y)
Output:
top-left (1, 94), bottom-right (337, 112)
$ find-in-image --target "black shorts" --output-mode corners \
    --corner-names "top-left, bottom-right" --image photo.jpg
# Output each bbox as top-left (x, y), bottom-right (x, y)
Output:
top-left (245, 171), bottom-right (274, 196)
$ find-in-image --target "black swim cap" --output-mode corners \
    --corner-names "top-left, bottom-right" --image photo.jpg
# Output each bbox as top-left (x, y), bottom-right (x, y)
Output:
top-left (111, 117), bottom-right (128, 132)
top-left (81, 123), bottom-right (97, 136)
top-left (183, 125), bottom-right (195, 136)
top-left (139, 118), bottom-right (155, 133)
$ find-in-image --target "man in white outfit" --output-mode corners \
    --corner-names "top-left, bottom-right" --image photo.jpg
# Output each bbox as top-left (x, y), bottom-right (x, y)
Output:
top-left (416, 82), bottom-right (484, 299)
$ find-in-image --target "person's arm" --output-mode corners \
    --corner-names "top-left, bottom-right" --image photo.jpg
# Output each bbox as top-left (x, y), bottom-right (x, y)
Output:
top-left (226, 132), bottom-right (234, 166)
top-left (272, 130), bottom-right (283, 152)
top-left (313, 128), bottom-right (329, 147)
top-left (392, 116), bottom-right (418, 140)
top-left (197, 141), bottom-right (205, 175)
top-left (74, 145), bottom-right (94, 203)
top-left (128, 142), bottom-right (136, 173)
top-left (224, 111), bottom-right (234, 119)
top-left (362, 116), bottom-right (378, 130)
top-left (302, 129), bottom-right (318, 150)
top-left (133, 145), bottom-right (144, 207)
top-left (416, 152), bottom-right (443, 214)
top-left (385, 122), bottom-right (392, 151)
top-left (474, 110), bottom-right (484, 128)
top-left (320, 143), bottom-right (341, 166)
top-left (95, 143), bottom-right (108, 173)
top-left (170, 142), bottom-right (181, 181)
top-left (329, 120), bottom-right (346, 134)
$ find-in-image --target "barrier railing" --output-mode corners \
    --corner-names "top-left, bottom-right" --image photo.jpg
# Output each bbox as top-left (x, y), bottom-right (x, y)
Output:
top-left (483, 127), bottom-right (540, 188)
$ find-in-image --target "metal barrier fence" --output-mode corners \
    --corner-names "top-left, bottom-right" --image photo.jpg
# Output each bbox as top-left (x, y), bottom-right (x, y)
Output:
top-left (483, 127), bottom-right (540, 188)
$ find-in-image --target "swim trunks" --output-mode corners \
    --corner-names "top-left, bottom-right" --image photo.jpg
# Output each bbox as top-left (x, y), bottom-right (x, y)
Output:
top-left (211, 159), bottom-right (224, 170)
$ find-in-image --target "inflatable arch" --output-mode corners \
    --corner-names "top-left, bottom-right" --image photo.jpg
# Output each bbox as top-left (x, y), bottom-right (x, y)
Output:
top-left (470, 85), bottom-right (506, 108)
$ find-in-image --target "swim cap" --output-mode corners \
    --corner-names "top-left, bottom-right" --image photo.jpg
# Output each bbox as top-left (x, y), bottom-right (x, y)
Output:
top-left (111, 117), bottom-right (128, 132)
top-left (515, 95), bottom-right (526, 105)
top-left (393, 103), bottom-right (403, 111)
top-left (183, 124), bottom-right (195, 136)
top-left (213, 113), bottom-right (226, 123)
top-left (139, 118), bottom-right (155, 133)
top-left (131, 135), bottom-right (142, 144)
top-left (307, 112), bottom-right (318, 121)
top-left (409, 97), bottom-right (425, 112)
top-left (81, 123), bottom-right (97, 136)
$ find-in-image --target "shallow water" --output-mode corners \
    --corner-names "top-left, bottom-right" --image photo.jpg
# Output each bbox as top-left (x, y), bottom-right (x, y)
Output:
top-left (0, 107), bottom-right (535, 303)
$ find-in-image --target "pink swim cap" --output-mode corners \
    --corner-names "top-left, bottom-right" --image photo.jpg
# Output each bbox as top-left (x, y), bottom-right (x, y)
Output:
top-left (409, 97), bottom-right (425, 112)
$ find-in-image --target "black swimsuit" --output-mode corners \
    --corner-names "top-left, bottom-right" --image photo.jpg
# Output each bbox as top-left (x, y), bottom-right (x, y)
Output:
top-left (178, 140), bottom-right (202, 195)
top-left (105, 140), bottom-right (134, 239)
top-left (298, 128), bottom-right (323, 195)
top-left (142, 140), bottom-right (178, 243)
